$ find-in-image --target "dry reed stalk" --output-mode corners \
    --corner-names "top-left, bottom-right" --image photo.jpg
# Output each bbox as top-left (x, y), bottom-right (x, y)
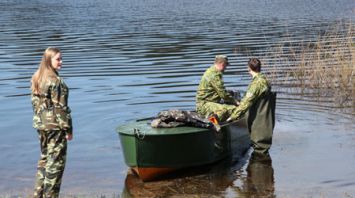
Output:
top-left (264, 23), bottom-right (354, 109)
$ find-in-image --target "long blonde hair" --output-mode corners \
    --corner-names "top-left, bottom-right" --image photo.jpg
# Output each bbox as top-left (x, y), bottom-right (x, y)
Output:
top-left (31, 47), bottom-right (60, 95)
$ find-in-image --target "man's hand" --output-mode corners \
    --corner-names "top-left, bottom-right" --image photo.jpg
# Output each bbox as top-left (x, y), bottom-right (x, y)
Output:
top-left (235, 100), bottom-right (240, 106)
top-left (66, 133), bottom-right (73, 141)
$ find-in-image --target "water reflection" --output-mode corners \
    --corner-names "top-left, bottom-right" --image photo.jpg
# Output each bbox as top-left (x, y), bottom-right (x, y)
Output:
top-left (231, 152), bottom-right (275, 197)
top-left (121, 151), bottom-right (275, 198)
top-left (0, 0), bottom-right (354, 195)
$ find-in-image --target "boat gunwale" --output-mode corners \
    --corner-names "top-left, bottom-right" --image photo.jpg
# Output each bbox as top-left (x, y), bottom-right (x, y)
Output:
top-left (116, 119), bottom-right (241, 136)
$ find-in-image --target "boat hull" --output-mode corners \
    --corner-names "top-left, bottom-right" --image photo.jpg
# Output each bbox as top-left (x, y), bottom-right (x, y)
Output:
top-left (117, 118), bottom-right (250, 181)
top-left (131, 167), bottom-right (177, 181)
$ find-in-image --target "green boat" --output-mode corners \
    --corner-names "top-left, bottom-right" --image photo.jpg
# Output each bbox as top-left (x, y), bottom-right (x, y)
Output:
top-left (117, 118), bottom-right (251, 181)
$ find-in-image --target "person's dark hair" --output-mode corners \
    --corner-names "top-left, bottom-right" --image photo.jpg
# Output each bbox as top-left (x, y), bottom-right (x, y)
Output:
top-left (248, 58), bottom-right (261, 72)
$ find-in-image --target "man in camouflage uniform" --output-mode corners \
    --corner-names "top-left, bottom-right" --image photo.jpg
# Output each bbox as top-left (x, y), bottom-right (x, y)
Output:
top-left (227, 58), bottom-right (274, 154)
top-left (196, 55), bottom-right (239, 122)
top-left (227, 58), bottom-right (271, 121)
top-left (31, 48), bottom-right (73, 198)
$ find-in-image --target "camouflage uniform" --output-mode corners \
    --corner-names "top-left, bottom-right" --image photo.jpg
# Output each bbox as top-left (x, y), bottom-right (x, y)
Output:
top-left (150, 109), bottom-right (211, 128)
top-left (196, 65), bottom-right (237, 122)
top-left (229, 73), bottom-right (271, 120)
top-left (31, 74), bottom-right (72, 198)
top-left (229, 73), bottom-right (274, 154)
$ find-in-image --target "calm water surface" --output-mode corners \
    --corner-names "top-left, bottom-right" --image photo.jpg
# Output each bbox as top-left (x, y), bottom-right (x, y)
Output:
top-left (0, 0), bottom-right (354, 197)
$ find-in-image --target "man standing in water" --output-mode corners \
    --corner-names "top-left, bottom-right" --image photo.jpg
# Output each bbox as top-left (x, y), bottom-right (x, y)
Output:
top-left (196, 55), bottom-right (239, 122)
top-left (227, 58), bottom-right (275, 154)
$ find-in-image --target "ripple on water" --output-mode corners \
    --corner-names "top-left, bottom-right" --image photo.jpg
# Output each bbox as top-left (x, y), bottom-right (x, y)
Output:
top-left (0, 0), bottom-right (354, 196)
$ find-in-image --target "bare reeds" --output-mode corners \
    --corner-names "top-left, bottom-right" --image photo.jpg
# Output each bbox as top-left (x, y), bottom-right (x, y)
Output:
top-left (265, 23), bottom-right (354, 109)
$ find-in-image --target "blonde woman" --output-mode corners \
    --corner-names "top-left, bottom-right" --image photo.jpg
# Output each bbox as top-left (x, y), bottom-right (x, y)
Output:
top-left (31, 47), bottom-right (73, 197)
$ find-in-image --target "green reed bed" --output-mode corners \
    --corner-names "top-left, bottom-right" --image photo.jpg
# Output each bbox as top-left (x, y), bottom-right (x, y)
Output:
top-left (264, 24), bottom-right (354, 109)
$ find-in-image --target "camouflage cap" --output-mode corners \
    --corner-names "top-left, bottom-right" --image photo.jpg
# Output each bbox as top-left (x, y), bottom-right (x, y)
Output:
top-left (215, 55), bottom-right (230, 65)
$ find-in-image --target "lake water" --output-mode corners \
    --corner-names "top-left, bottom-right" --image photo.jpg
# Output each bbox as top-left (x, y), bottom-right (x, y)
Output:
top-left (0, 0), bottom-right (354, 197)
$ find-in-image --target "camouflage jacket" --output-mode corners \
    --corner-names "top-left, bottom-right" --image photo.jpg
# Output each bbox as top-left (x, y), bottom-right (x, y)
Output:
top-left (196, 65), bottom-right (235, 107)
top-left (233, 73), bottom-right (271, 119)
top-left (31, 75), bottom-right (72, 134)
top-left (150, 109), bottom-right (211, 128)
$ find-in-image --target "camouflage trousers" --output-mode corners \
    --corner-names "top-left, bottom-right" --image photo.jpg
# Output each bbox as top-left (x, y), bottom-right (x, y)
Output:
top-left (34, 129), bottom-right (67, 198)
top-left (196, 101), bottom-right (238, 122)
